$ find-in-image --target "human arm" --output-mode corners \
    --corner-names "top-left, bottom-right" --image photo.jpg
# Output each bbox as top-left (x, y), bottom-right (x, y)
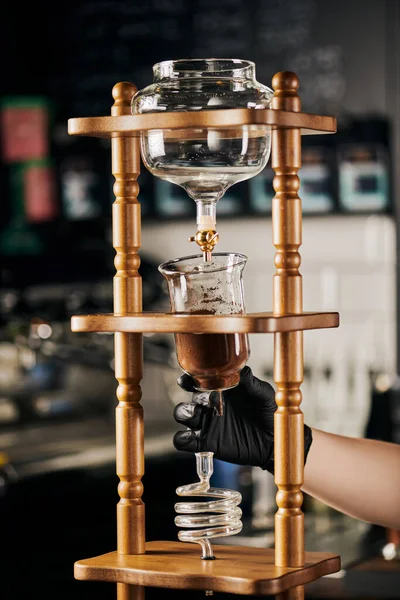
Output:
top-left (303, 427), bottom-right (400, 529)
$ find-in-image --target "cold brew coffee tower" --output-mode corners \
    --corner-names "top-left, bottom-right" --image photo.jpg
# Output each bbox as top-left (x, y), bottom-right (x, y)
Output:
top-left (68, 61), bottom-right (341, 599)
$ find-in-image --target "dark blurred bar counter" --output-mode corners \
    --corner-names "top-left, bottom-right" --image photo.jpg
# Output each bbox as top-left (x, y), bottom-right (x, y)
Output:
top-left (0, 414), bottom-right (177, 479)
top-left (0, 409), bottom-right (196, 600)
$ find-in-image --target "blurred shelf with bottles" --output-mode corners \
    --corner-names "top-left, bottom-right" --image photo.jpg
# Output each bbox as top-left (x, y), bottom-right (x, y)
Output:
top-left (1, 0), bottom-right (396, 289)
top-left (0, 93), bottom-right (393, 288)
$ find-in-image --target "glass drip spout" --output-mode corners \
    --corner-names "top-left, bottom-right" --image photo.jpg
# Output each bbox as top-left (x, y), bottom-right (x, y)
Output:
top-left (188, 201), bottom-right (219, 262)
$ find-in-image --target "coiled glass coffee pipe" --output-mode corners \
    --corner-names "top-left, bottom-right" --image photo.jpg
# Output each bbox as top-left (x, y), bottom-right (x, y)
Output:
top-left (175, 451), bottom-right (243, 559)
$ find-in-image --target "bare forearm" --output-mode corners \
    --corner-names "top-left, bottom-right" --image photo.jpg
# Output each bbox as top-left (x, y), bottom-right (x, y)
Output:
top-left (303, 428), bottom-right (400, 529)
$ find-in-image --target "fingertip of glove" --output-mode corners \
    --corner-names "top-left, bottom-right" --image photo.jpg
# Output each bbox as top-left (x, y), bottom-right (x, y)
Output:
top-left (177, 373), bottom-right (196, 392)
top-left (173, 430), bottom-right (197, 452)
top-left (239, 365), bottom-right (260, 392)
top-left (240, 365), bottom-right (252, 383)
top-left (173, 402), bottom-right (194, 423)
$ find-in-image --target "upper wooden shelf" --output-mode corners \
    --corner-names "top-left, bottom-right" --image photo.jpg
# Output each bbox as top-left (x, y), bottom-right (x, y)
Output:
top-left (71, 311), bottom-right (339, 334)
top-left (68, 108), bottom-right (336, 138)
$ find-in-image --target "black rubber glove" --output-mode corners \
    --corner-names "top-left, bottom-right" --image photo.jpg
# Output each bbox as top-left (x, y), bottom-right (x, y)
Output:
top-left (173, 365), bottom-right (313, 474)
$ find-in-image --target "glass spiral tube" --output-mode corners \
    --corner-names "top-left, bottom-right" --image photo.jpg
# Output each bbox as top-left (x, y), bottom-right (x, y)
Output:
top-left (174, 451), bottom-right (243, 559)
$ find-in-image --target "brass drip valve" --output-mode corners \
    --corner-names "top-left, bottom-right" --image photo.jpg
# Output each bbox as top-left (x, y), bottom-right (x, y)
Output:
top-left (188, 229), bottom-right (219, 262)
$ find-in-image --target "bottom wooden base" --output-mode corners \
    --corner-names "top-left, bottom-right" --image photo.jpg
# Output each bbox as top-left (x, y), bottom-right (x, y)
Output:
top-left (74, 541), bottom-right (341, 596)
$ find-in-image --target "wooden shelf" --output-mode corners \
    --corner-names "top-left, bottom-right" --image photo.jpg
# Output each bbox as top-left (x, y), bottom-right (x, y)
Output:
top-left (74, 541), bottom-right (341, 596)
top-left (71, 311), bottom-right (339, 334)
top-left (68, 107), bottom-right (336, 138)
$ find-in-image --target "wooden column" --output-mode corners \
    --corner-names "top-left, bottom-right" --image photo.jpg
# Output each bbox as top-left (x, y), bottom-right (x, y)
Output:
top-left (276, 586), bottom-right (305, 600)
top-left (117, 584), bottom-right (145, 600)
top-left (111, 82), bottom-right (145, 557)
top-left (271, 72), bottom-right (304, 568)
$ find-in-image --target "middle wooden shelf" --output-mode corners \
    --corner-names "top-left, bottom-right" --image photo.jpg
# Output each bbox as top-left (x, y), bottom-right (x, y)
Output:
top-left (71, 311), bottom-right (340, 334)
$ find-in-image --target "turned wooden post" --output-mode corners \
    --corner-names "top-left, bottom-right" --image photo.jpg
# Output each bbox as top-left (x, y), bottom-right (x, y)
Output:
top-left (111, 82), bottom-right (145, 557)
top-left (271, 71), bottom-right (305, 569)
top-left (117, 585), bottom-right (145, 600)
top-left (276, 586), bottom-right (305, 600)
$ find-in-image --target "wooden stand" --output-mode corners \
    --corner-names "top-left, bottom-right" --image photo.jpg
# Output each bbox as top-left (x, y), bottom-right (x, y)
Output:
top-left (68, 72), bottom-right (341, 597)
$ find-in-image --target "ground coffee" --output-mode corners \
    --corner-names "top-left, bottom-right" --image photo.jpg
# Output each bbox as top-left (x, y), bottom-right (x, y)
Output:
top-left (175, 330), bottom-right (249, 391)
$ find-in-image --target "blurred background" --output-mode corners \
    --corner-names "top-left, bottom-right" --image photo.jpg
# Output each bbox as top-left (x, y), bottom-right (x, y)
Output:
top-left (0, 0), bottom-right (399, 599)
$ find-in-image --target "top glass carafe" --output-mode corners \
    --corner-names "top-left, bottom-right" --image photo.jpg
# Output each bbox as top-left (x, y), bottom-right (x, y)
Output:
top-left (132, 59), bottom-right (273, 236)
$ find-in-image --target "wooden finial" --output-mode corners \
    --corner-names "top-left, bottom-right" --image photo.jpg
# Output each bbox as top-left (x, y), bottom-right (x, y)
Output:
top-left (112, 82), bottom-right (138, 116)
top-left (271, 71), bottom-right (301, 112)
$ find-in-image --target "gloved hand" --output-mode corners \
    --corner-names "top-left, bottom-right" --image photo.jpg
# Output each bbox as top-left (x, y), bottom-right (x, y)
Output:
top-left (173, 365), bottom-right (313, 474)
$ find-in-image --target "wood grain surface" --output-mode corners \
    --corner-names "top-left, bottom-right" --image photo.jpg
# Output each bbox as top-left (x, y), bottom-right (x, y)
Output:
top-left (68, 107), bottom-right (336, 138)
top-left (74, 541), bottom-right (341, 596)
top-left (71, 311), bottom-right (339, 334)
top-left (271, 71), bottom-right (305, 568)
top-left (111, 82), bottom-right (146, 557)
